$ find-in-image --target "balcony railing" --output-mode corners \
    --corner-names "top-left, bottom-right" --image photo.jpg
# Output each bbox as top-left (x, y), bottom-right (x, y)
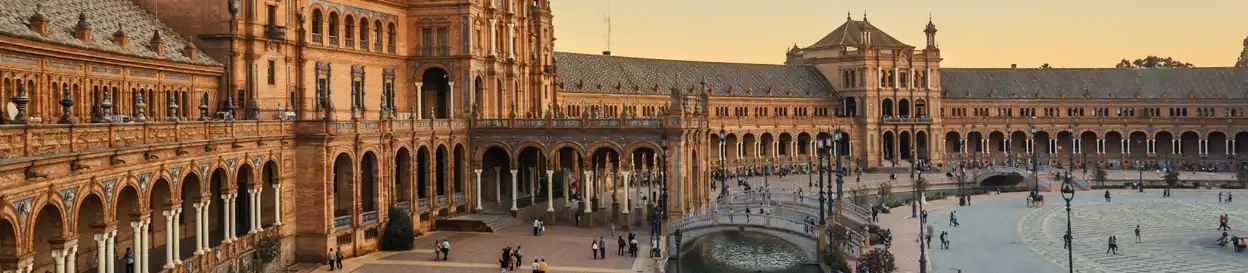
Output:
top-left (436, 195), bottom-right (448, 205)
top-left (0, 120), bottom-right (293, 160)
top-left (312, 33), bottom-right (323, 43)
top-left (418, 198), bottom-right (430, 212)
top-left (473, 118), bottom-right (664, 130)
top-left (454, 192), bottom-right (464, 203)
top-left (333, 215), bottom-right (352, 228)
top-left (329, 35), bottom-right (339, 46)
top-left (881, 117), bottom-right (932, 124)
top-left (264, 25), bottom-right (287, 41)
top-left (361, 210), bottom-right (378, 225)
top-left (395, 201), bottom-right (411, 214)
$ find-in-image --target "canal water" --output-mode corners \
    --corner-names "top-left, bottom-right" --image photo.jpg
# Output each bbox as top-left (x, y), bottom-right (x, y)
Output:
top-left (667, 230), bottom-right (820, 273)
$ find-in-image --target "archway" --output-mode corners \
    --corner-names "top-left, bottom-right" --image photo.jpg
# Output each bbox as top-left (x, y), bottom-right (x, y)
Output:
top-left (726, 134), bottom-right (740, 159)
top-left (1155, 131), bottom-right (1175, 159)
top-left (115, 185), bottom-right (140, 271)
top-left (987, 131), bottom-right (1003, 155)
top-left (630, 146), bottom-right (659, 203)
top-left (31, 204), bottom-right (64, 273)
top-left (742, 134), bottom-right (756, 158)
top-left (75, 194), bottom-right (106, 273)
top-left (482, 146), bottom-right (511, 207)
top-left (1080, 132), bottom-right (1099, 168)
top-left (558, 147), bottom-right (586, 201)
top-left (1010, 131), bottom-right (1027, 157)
top-left (1057, 131), bottom-right (1075, 168)
top-left (474, 76), bottom-right (484, 115)
top-left (149, 178), bottom-right (172, 269)
top-left (235, 164), bottom-right (253, 237)
top-left (395, 149), bottom-right (413, 212)
top-left (0, 218), bottom-right (12, 271)
top-left (915, 99), bottom-right (928, 117)
top-left (882, 131), bottom-right (895, 162)
top-left (360, 152), bottom-right (379, 223)
top-left (591, 147), bottom-right (621, 206)
top-left (1209, 132), bottom-right (1228, 156)
top-left (436, 146), bottom-right (449, 200)
top-left (179, 172), bottom-right (202, 260)
top-left (760, 133), bottom-right (774, 158)
top-left (1035, 131), bottom-right (1051, 164)
top-left (261, 161), bottom-right (279, 227)
top-left (797, 133), bottom-right (811, 156)
top-left (945, 131), bottom-right (962, 155)
top-left (517, 146), bottom-right (548, 207)
top-left (778, 133), bottom-right (793, 157)
top-left (332, 154), bottom-right (355, 224)
top-left (898, 99), bottom-right (910, 118)
top-left (881, 98), bottom-right (894, 117)
top-left (899, 131), bottom-right (912, 161)
top-left (421, 68), bottom-right (451, 119)
top-left (1236, 132), bottom-right (1248, 156)
top-left (916, 131), bottom-right (929, 160)
top-left (1180, 131), bottom-right (1200, 159)
top-left (844, 97), bottom-right (857, 117)
top-left (416, 147), bottom-right (431, 219)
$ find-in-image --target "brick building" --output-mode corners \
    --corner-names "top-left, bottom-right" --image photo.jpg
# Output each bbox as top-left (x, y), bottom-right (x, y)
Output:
top-left (0, 1), bottom-right (1246, 273)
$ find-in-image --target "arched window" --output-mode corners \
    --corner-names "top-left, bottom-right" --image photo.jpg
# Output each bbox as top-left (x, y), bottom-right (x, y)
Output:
top-left (386, 22), bottom-right (396, 53)
top-left (311, 9), bottom-right (323, 43)
top-left (344, 15), bottom-right (355, 47)
top-left (358, 17), bottom-right (369, 51)
top-left (373, 20), bottom-right (382, 51)
top-left (328, 12), bottom-right (339, 45)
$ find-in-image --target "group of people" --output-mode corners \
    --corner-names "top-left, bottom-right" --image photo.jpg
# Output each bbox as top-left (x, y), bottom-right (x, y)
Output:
top-left (325, 247), bottom-right (344, 270)
top-left (499, 246), bottom-right (524, 272)
top-left (1219, 192), bottom-right (1234, 203)
top-left (618, 233), bottom-right (641, 257)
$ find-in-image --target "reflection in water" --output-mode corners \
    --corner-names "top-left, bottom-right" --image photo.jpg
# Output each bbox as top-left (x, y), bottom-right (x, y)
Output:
top-left (671, 230), bottom-right (814, 273)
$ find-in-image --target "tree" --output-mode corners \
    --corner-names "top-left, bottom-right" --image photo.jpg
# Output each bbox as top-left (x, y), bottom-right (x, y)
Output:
top-left (877, 183), bottom-right (892, 200)
top-left (1094, 163), bottom-right (1108, 187)
top-left (1040, 63), bottom-right (1052, 69)
top-left (256, 234), bottom-right (281, 265)
top-left (851, 184), bottom-right (869, 207)
top-left (913, 176), bottom-right (930, 195)
top-left (823, 248), bottom-right (852, 273)
top-left (1115, 56), bottom-right (1195, 68)
top-left (860, 248), bottom-right (898, 273)
top-left (381, 206), bottom-right (415, 251)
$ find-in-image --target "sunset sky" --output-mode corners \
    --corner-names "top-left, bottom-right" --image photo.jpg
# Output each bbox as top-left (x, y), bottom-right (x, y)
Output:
top-left (550, 0), bottom-right (1248, 68)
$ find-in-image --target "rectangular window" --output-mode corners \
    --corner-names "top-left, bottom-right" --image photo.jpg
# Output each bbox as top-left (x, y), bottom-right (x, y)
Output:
top-left (899, 71), bottom-right (909, 88)
top-left (436, 28), bottom-right (449, 56)
top-left (267, 60), bottom-right (276, 85)
top-left (422, 28), bottom-right (433, 56)
top-left (267, 5), bottom-right (277, 25)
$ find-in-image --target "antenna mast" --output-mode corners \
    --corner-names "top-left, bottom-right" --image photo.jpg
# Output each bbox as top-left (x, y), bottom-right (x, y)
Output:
top-left (603, 0), bottom-right (612, 56)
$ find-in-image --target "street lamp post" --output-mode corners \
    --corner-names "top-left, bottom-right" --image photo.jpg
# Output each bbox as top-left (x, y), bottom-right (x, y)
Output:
top-left (660, 135), bottom-right (670, 221)
top-left (1061, 175), bottom-right (1076, 273)
top-left (719, 129), bottom-right (727, 195)
top-left (959, 128), bottom-right (967, 206)
top-left (832, 131), bottom-right (844, 228)
top-left (674, 228), bottom-right (683, 273)
top-left (1068, 126), bottom-right (1076, 188)
top-left (1031, 124), bottom-right (1039, 193)
top-left (916, 144), bottom-right (927, 273)
top-left (816, 138), bottom-right (828, 225)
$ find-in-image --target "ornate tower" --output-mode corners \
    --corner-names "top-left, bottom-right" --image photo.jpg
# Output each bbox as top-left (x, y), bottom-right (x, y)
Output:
top-left (1237, 36), bottom-right (1248, 68)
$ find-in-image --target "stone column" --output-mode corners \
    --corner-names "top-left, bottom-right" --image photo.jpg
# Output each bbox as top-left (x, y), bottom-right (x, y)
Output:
top-left (51, 248), bottom-right (66, 273)
top-left (510, 169), bottom-right (519, 211)
top-left (193, 201), bottom-right (206, 254)
top-left (65, 244), bottom-right (77, 273)
top-left (1227, 139), bottom-right (1232, 155)
top-left (106, 230), bottom-right (117, 273)
top-left (130, 221), bottom-right (143, 273)
top-left (223, 193), bottom-right (234, 242)
top-left (583, 170), bottom-right (593, 213)
top-left (489, 18), bottom-right (498, 57)
top-left (621, 171), bottom-right (631, 214)
top-left (415, 82), bottom-right (424, 119)
top-left (163, 210), bottom-right (175, 269)
top-left (142, 219), bottom-right (151, 273)
top-left (273, 184), bottom-right (283, 226)
top-left (250, 189), bottom-right (261, 233)
top-left (448, 82), bottom-right (455, 118)
top-left (94, 234), bottom-right (108, 273)
top-left (172, 208), bottom-right (182, 265)
top-left (1126, 140), bottom-right (1131, 155)
top-left (474, 169), bottom-right (484, 210)
top-left (507, 22), bottom-right (516, 59)
top-left (545, 170), bottom-right (556, 223)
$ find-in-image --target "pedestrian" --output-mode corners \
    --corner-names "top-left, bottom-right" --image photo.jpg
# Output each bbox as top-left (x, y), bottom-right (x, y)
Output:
top-left (1104, 190), bottom-right (1111, 202)
top-left (532, 259), bottom-right (540, 273)
top-left (629, 237), bottom-right (639, 257)
top-left (940, 231), bottom-right (950, 249)
top-left (1219, 214), bottom-right (1227, 231)
top-left (440, 239), bottom-right (450, 261)
top-left (327, 248), bottom-right (336, 271)
top-left (1063, 232), bottom-right (1072, 250)
top-left (1107, 236), bottom-right (1118, 255)
top-left (534, 218), bottom-right (541, 236)
top-left (513, 246), bottom-right (523, 270)
top-left (617, 236), bottom-right (626, 256)
top-left (1220, 192), bottom-right (1224, 203)
top-left (924, 232), bottom-right (932, 248)
top-left (500, 247), bottom-right (511, 273)
top-left (611, 221), bottom-right (616, 237)
top-left (591, 240), bottom-right (599, 259)
top-left (598, 237), bottom-right (607, 259)
top-left (949, 211), bottom-right (959, 227)
top-left (921, 209), bottom-right (928, 223)
top-left (539, 259), bottom-right (550, 273)
top-left (575, 212), bottom-right (582, 227)
top-left (1135, 225), bottom-right (1142, 243)
top-left (1229, 192), bottom-right (1234, 203)
top-left (124, 247), bottom-right (134, 273)
top-left (540, 221), bottom-right (546, 235)
top-left (871, 206), bottom-right (879, 222)
top-left (336, 247), bottom-right (344, 269)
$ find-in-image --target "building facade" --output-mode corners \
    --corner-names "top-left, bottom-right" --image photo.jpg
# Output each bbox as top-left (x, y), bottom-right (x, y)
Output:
top-left (1, 1), bottom-right (1247, 273)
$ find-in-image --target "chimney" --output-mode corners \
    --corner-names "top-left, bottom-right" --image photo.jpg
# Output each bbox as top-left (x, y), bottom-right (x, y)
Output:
top-left (149, 30), bottom-right (166, 57)
top-left (74, 12), bottom-right (92, 42)
top-left (1011, 64), bottom-right (1017, 69)
top-left (113, 23), bottom-right (129, 49)
top-left (28, 4), bottom-right (48, 37)
top-left (183, 42), bottom-right (198, 62)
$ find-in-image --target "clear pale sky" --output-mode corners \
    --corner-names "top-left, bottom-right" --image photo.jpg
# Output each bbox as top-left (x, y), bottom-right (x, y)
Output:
top-left (550, 0), bottom-right (1248, 68)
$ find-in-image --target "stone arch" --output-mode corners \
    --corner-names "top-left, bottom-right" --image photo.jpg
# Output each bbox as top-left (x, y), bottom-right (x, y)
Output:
top-left (514, 145), bottom-right (547, 206)
top-left (898, 98), bottom-right (911, 117)
top-left (915, 130), bottom-right (929, 159)
top-left (881, 98), bottom-right (894, 117)
top-left (796, 132), bottom-right (811, 156)
top-left (482, 145), bottom-right (513, 206)
top-left (882, 131), bottom-right (895, 161)
top-left (778, 132), bottom-right (793, 156)
top-left (585, 141), bottom-right (625, 161)
top-left (332, 153), bottom-right (355, 223)
top-left (454, 144), bottom-right (466, 199)
top-left (474, 141), bottom-right (513, 165)
top-left (360, 152), bottom-right (380, 218)
top-left (72, 193), bottom-right (105, 271)
top-left (435, 145), bottom-right (450, 197)
top-left (394, 148), bottom-right (413, 210)
top-left (760, 132), bottom-right (775, 157)
top-left (1104, 131), bottom-right (1124, 156)
top-left (261, 160), bottom-right (279, 228)
top-left (420, 67), bottom-right (452, 119)
top-left (1155, 131), bottom-right (1175, 156)
top-left (1180, 131), bottom-right (1200, 158)
top-left (1208, 131), bottom-right (1229, 156)
top-left (30, 203), bottom-right (64, 273)
top-left (945, 131), bottom-right (962, 154)
top-left (149, 177), bottom-right (173, 268)
top-left (178, 171), bottom-right (201, 260)
top-left (742, 133), bottom-right (757, 158)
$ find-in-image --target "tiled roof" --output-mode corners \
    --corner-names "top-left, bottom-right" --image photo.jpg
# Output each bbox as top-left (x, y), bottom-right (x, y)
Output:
top-left (807, 19), bottom-right (911, 49)
top-left (941, 68), bottom-right (1248, 99)
top-left (554, 52), bottom-right (835, 98)
top-left (0, 0), bottom-right (220, 66)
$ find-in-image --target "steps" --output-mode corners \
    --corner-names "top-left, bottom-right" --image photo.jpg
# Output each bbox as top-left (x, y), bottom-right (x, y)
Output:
top-left (434, 213), bottom-right (523, 233)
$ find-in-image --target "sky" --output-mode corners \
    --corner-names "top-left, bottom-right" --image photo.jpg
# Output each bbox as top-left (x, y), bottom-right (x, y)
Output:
top-left (550, 0), bottom-right (1248, 68)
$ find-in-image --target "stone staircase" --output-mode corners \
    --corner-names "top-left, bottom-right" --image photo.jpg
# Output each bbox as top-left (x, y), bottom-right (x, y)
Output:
top-left (434, 212), bottom-right (523, 233)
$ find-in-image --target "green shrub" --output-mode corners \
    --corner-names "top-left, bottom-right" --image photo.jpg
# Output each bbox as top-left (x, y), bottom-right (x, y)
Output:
top-left (256, 234), bottom-right (280, 265)
top-left (381, 207), bottom-right (414, 251)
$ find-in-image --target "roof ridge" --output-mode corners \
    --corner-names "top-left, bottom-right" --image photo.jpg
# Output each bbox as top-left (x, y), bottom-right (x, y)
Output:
top-left (555, 51), bottom-right (807, 68)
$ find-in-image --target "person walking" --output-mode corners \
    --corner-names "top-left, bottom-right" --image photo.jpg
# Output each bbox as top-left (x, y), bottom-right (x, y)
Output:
top-left (598, 237), bottom-right (607, 259)
top-left (1135, 225), bottom-right (1142, 243)
top-left (610, 221), bottom-right (616, 237)
top-left (1104, 190), bottom-right (1111, 202)
top-left (629, 237), bottom-right (639, 257)
top-left (538, 259), bottom-right (550, 273)
top-left (617, 236), bottom-right (626, 256)
top-left (124, 247), bottom-right (134, 273)
top-left (440, 239), bottom-right (450, 261)
top-left (1229, 192), bottom-right (1234, 203)
top-left (327, 248), bottom-right (336, 271)
top-left (1219, 192), bottom-right (1225, 203)
top-left (591, 240), bottom-right (599, 260)
top-left (500, 247), bottom-right (511, 273)
top-left (433, 241), bottom-right (442, 260)
top-left (534, 219), bottom-right (541, 236)
top-left (924, 232), bottom-right (933, 248)
top-left (336, 247), bottom-right (344, 269)
top-left (1106, 236), bottom-right (1117, 255)
top-left (940, 231), bottom-right (950, 249)
top-left (513, 246), bottom-right (524, 270)
top-left (949, 211), bottom-right (959, 227)
top-left (531, 259), bottom-right (540, 273)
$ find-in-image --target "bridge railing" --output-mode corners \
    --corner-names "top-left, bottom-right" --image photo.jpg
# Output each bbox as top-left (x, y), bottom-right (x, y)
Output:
top-left (716, 190), bottom-right (870, 228)
top-left (1037, 166), bottom-right (1091, 190)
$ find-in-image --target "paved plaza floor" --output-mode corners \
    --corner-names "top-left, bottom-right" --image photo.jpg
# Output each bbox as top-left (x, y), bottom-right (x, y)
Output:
top-left (924, 189), bottom-right (1248, 273)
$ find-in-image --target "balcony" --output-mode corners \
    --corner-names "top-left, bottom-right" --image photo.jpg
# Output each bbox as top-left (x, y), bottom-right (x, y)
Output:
top-left (881, 116), bottom-right (932, 124)
top-left (333, 215), bottom-right (352, 228)
top-left (361, 210), bottom-right (379, 225)
top-left (312, 33), bottom-right (322, 43)
top-left (329, 35), bottom-right (339, 46)
top-left (264, 24), bottom-right (287, 41)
